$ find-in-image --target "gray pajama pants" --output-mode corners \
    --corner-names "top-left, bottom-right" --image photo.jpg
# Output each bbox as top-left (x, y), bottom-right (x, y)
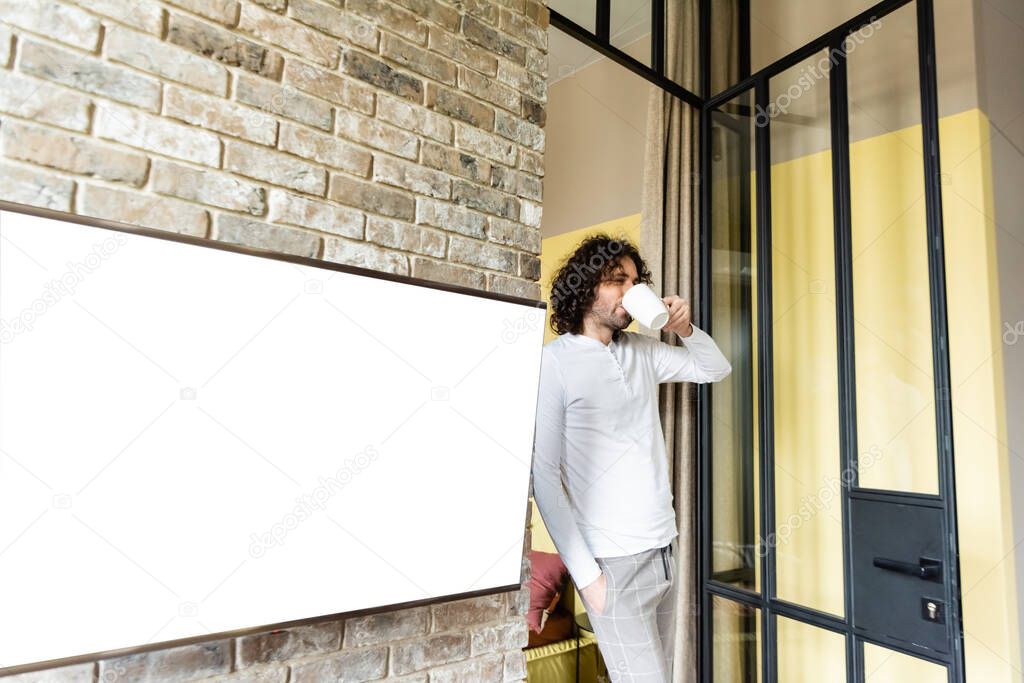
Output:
top-left (581, 539), bottom-right (677, 683)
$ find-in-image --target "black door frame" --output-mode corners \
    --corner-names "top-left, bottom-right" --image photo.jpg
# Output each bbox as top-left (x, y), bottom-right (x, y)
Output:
top-left (697, 0), bottom-right (965, 681)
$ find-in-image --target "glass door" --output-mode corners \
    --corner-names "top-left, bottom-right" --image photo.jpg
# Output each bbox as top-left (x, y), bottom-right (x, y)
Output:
top-left (698, 0), bottom-right (965, 680)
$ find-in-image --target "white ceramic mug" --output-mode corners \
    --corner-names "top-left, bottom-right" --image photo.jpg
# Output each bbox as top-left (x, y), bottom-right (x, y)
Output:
top-left (621, 283), bottom-right (670, 330)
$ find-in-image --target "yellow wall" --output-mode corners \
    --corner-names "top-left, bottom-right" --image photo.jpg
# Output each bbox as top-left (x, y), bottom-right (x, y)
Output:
top-left (938, 108), bottom-right (1019, 683)
top-left (529, 215), bottom-right (643, 616)
top-left (767, 107), bottom-right (1020, 680)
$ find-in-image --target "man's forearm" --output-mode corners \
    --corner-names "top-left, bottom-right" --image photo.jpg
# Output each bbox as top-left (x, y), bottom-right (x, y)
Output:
top-left (532, 348), bottom-right (601, 589)
top-left (676, 324), bottom-right (732, 381)
top-left (531, 470), bottom-right (601, 589)
top-left (654, 323), bottom-right (732, 383)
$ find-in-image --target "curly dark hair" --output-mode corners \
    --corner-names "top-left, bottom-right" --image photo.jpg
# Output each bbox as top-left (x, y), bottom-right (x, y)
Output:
top-left (548, 233), bottom-right (653, 341)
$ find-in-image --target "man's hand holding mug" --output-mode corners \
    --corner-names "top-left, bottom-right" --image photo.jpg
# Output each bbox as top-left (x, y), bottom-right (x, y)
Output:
top-left (660, 294), bottom-right (693, 337)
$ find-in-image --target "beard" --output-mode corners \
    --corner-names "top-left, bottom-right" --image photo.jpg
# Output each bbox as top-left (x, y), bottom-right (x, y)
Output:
top-left (600, 303), bottom-right (631, 330)
top-left (584, 299), bottom-right (632, 335)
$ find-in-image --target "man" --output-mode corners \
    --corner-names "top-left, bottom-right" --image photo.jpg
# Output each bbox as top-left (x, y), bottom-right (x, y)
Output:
top-left (531, 234), bottom-right (731, 682)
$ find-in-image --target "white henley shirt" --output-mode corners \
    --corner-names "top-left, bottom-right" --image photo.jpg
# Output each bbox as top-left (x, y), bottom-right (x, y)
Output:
top-left (531, 323), bottom-right (732, 589)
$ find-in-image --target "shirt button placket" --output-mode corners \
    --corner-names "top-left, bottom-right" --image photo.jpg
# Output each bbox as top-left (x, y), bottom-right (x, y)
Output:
top-left (607, 345), bottom-right (629, 397)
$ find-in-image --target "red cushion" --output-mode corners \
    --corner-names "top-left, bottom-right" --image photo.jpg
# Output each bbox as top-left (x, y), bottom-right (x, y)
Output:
top-left (527, 550), bottom-right (569, 634)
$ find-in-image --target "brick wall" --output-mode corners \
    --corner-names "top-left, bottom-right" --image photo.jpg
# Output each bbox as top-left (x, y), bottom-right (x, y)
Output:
top-left (0, 0), bottom-right (547, 680)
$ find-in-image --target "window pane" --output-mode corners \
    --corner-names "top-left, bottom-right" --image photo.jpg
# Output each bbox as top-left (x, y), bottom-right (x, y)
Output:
top-left (710, 89), bottom-right (759, 593)
top-left (548, 0), bottom-right (596, 32)
top-left (847, 2), bottom-right (939, 494)
top-left (712, 596), bottom-right (762, 682)
top-left (610, 0), bottom-right (653, 68)
top-left (776, 616), bottom-right (846, 681)
top-left (768, 51), bottom-right (844, 617)
top-left (710, 0), bottom-right (741, 95)
top-left (750, 0), bottom-right (878, 73)
top-left (863, 641), bottom-right (948, 682)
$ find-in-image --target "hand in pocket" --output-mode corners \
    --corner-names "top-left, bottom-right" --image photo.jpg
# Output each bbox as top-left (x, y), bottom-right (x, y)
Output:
top-left (581, 572), bottom-right (608, 616)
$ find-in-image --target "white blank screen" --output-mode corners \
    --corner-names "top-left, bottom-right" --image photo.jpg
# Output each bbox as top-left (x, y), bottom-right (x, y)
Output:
top-left (0, 207), bottom-right (544, 672)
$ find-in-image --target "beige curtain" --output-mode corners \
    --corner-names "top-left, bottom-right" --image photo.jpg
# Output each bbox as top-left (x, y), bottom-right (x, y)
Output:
top-left (638, 2), bottom-right (738, 680)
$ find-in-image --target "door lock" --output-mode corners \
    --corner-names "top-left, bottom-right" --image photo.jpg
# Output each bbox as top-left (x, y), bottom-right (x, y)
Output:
top-left (921, 597), bottom-right (945, 624)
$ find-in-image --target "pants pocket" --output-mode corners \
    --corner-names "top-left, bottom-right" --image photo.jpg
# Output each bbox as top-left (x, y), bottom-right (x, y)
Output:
top-left (589, 558), bottom-right (616, 618)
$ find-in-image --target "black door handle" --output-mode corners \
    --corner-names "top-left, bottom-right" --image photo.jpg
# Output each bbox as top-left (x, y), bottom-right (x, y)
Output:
top-left (873, 556), bottom-right (943, 582)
